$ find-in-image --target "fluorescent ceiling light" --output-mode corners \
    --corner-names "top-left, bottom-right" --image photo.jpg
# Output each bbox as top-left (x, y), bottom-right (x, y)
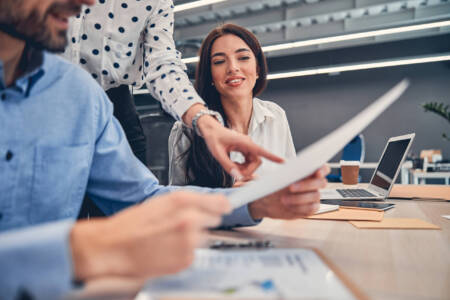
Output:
top-left (174, 0), bottom-right (227, 13)
top-left (134, 53), bottom-right (449, 94)
top-left (182, 56), bottom-right (200, 64)
top-left (262, 20), bottom-right (450, 52)
top-left (267, 53), bottom-right (450, 80)
top-left (181, 20), bottom-right (450, 64)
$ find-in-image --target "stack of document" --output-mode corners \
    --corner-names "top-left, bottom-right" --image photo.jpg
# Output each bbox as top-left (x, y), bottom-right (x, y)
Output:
top-left (136, 249), bottom-right (360, 299)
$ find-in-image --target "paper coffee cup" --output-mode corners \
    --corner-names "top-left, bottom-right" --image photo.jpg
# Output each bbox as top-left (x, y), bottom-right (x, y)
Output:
top-left (340, 160), bottom-right (360, 185)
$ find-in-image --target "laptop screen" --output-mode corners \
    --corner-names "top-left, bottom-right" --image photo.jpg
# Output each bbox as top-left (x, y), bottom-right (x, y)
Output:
top-left (370, 138), bottom-right (411, 190)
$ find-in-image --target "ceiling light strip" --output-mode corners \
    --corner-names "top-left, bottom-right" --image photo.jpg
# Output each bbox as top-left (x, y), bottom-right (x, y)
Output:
top-left (181, 20), bottom-right (450, 64)
top-left (182, 56), bottom-right (200, 64)
top-left (133, 54), bottom-right (449, 94)
top-left (262, 20), bottom-right (450, 52)
top-left (267, 53), bottom-right (450, 80)
top-left (174, 0), bottom-right (227, 13)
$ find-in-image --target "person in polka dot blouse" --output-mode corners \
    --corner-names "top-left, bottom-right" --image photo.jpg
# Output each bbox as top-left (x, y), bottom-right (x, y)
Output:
top-left (64, 0), bottom-right (282, 180)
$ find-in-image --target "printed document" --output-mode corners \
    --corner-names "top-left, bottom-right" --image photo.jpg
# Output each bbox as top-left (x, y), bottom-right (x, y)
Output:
top-left (229, 79), bottom-right (410, 209)
top-left (136, 249), bottom-right (358, 299)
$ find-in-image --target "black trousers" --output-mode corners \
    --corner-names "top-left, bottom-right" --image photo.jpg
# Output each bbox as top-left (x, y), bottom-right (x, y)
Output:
top-left (106, 84), bottom-right (147, 165)
top-left (77, 85), bottom-right (147, 219)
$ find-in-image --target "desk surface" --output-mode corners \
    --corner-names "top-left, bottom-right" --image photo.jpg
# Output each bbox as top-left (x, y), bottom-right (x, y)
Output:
top-left (71, 195), bottom-right (450, 300)
top-left (218, 200), bottom-right (449, 300)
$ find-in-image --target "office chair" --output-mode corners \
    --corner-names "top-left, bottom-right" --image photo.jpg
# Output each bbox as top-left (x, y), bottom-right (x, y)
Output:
top-left (140, 113), bottom-right (175, 185)
top-left (326, 134), bottom-right (365, 182)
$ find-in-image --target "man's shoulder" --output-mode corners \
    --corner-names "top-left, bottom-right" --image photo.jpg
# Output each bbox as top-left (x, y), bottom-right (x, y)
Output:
top-left (42, 52), bottom-right (111, 115)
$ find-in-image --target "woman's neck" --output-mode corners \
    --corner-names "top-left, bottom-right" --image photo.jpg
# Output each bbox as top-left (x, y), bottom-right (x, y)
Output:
top-left (221, 94), bottom-right (253, 135)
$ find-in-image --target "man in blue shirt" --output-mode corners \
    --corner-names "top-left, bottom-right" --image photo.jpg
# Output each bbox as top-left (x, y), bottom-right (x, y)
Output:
top-left (0, 0), bottom-right (328, 299)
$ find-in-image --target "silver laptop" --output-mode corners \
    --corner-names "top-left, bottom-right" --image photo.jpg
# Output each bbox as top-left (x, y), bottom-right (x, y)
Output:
top-left (320, 133), bottom-right (415, 200)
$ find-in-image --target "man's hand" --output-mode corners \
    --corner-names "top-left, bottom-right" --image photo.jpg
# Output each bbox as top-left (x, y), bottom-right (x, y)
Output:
top-left (248, 165), bottom-right (330, 220)
top-left (182, 104), bottom-right (283, 181)
top-left (70, 192), bottom-right (231, 281)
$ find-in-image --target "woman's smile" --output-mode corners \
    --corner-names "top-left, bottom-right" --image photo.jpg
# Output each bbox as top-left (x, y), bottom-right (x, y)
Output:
top-left (225, 76), bottom-right (245, 87)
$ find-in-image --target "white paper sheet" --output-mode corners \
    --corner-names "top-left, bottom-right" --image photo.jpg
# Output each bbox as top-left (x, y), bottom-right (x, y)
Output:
top-left (316, 203), bottom-right (339, 214)
top-left (136, 249), bottom-right (357, 300)
top-left (229, 79), bottom-right (410, 209)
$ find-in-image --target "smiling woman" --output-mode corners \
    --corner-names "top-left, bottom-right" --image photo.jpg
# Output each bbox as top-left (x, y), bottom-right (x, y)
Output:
top-left (168, 23), bottom-right (296, 188)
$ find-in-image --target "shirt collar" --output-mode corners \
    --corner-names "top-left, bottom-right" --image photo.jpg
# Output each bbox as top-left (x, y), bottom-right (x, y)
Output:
top-left (0, 44), bottom-right (46, 96)
top-left (249, 97), bottom-right (275, 134)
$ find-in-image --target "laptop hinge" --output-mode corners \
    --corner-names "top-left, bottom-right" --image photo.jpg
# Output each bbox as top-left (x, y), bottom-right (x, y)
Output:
top-left (368, 184), bottom-right (388, 197)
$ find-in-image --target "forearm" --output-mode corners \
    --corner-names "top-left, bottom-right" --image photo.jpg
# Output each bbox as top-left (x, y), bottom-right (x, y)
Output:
top-left (0, 220), bottom-right (75, 300)
top-left (143, 0), bottom-right (205, 122)
top-left (144, 183), bottom-right (261, 228)
top-left (181, 103), bottom-right (224, 134)
top-left (70, 220), bottom-right (104, 281)
top-left (220, 203), bottom-right (262, 228)
top-left (70, 218), bottom-right (130, 281)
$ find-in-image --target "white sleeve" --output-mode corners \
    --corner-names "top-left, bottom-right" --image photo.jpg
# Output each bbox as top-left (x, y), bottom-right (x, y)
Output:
top-left (168, 121), bottom-right (191, 185)
top-left (142, 0), bottom-right (204, 122)
top-left (280, 110), bottom-right (297, 158)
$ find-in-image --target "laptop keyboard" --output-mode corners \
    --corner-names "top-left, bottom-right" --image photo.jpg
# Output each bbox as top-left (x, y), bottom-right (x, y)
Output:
top-left (336, 189), bottom-right (377, 198)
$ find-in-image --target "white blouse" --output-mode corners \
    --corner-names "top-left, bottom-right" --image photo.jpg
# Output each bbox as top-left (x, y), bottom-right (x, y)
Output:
top-left (168, 98), bottom-right (297, 185)
top-left (64, 0), bottom-right (203, 121)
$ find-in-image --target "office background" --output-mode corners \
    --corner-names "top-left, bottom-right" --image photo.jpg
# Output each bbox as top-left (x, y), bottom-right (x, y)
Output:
top-left (135, 0), bottom-right (450, 183)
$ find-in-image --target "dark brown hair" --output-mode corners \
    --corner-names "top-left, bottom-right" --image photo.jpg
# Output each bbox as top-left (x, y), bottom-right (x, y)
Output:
top-left (181, 23), bottom-right (268, 188)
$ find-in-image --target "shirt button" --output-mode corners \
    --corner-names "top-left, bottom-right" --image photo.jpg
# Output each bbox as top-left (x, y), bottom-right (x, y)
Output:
top-left (1, 93), bottom-right (6, 101)
top-left (5, 150), bottom-right (13, 161)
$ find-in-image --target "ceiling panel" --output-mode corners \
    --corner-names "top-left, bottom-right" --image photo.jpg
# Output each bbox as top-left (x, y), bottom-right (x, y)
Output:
top-left (173, 0), bottom-right (450, 61)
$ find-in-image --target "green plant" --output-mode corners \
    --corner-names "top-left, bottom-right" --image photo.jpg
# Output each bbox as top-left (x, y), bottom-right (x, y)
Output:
top-left (422, 102), bottom-right (450, 141)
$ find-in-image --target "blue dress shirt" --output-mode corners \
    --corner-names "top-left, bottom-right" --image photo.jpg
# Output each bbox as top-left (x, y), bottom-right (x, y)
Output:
top-left (0, 50), bottom-right (258, 300)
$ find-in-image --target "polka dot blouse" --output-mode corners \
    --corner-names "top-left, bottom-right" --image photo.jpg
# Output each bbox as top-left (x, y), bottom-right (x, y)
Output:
top-left (64, 0), bottom-right (204, 121)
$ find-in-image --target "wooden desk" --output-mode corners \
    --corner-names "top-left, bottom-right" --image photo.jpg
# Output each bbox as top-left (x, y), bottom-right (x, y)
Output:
top-left (71, 199), bottom-right (450, 300)
top-left (215, 200), bottom-right (449, 300)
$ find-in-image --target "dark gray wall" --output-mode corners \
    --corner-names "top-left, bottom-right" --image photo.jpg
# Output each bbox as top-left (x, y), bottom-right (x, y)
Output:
top-left (260, 35), bottom-right (450, 166)
top-left (262, 62), bottom-right (450, 163)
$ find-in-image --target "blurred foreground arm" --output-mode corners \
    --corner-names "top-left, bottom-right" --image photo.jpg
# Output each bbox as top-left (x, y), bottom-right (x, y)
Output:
top-left (71, 192), bottom-right (230, 280)
top-left (0, 192), bottom-right (230, 300)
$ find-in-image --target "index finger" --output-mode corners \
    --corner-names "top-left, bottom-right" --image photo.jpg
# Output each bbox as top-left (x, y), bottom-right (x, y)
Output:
top-left (232, 152), bottom-right (261, 178)
top-left (240, 142), bottom-right (284, 164)
top-left (210, 146), bottom-right (247, 181)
